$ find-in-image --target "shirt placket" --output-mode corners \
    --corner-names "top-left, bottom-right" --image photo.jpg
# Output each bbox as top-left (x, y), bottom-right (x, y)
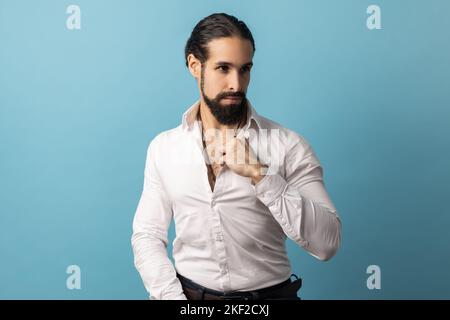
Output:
top-left (209, 173), bottom-right (232, 292)
top-left (192, 120), bottom-right (232, 292)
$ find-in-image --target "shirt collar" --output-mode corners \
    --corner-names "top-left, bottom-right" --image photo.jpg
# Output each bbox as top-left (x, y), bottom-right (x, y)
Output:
top-left (181, 99), bottom-right (262, 132)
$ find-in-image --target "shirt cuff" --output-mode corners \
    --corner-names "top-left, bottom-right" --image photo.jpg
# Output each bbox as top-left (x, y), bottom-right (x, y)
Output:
top-left (254, 173), bottom-right (287, 207)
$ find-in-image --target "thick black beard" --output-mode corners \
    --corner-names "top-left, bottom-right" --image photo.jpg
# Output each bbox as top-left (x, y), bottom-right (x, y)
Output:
top-left (200, 68), bottom-right (247, 125)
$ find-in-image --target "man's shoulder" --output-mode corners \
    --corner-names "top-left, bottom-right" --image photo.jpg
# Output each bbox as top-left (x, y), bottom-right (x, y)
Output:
top-left (255, 114), bottom-right (312, 153)
top-left (150, 125), bottom-right (183, 144)
top-left (146, 125), bottom-right (186, 155)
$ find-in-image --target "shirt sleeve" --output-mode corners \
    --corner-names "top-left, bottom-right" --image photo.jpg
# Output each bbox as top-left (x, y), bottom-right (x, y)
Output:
top-left (254, 138), bottom-right (341, 261)
top-left (131, 139), bottom-right (187, 300)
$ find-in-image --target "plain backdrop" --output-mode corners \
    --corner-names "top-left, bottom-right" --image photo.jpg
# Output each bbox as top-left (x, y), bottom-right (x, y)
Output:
top-left (1, 0), bottom-right (449, 299)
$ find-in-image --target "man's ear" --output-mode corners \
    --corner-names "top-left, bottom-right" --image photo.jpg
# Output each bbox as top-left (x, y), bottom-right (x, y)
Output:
top-left (187, 54), bottom-right (201, 79)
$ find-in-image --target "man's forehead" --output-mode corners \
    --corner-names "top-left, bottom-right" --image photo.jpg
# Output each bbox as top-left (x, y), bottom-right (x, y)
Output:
top-left (207, 37), bottom-right (254, 64)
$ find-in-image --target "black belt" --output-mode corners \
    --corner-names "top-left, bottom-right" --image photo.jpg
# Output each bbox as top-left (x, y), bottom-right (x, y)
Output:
top-left (177, 273), bottom-right (302, 300)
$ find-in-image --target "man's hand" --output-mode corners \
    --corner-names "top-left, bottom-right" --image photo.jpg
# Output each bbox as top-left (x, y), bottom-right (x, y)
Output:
top-left (219, 137), bottom-right (267, 185)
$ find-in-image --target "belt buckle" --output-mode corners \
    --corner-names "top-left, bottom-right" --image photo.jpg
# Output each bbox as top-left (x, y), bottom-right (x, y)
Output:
top-left (222, 295), bottom-right (246, 300)
top-left (221, 291), bottom-right (258, 300)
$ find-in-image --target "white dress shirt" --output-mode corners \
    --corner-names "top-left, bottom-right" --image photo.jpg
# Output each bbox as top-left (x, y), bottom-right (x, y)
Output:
top-left (131, 100), bottom-right (341, 300)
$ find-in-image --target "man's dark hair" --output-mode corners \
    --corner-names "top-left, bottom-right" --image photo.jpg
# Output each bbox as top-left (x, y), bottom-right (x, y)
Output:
top-left (184, 13), bottom-right (255, 67)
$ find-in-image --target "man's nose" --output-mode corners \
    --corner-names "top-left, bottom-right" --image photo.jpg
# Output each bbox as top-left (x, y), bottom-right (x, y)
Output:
top-left (227, 70), bottom-right (244, 92)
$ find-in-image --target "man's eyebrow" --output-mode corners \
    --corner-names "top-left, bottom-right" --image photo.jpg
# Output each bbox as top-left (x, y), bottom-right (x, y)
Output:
top-left (215, 61), bottom-right (253, 67)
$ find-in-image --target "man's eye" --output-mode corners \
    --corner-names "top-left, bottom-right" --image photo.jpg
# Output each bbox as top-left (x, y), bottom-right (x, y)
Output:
top-left (218, 66), bottom-right (229, 72)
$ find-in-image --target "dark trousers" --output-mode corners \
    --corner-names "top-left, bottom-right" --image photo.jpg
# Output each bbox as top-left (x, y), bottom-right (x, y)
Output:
top-left (177, 273), bottom-right (302, 300)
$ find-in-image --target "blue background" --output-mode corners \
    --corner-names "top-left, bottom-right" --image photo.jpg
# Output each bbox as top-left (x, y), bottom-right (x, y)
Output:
top-left (1, 0), bottom-right (449, 299)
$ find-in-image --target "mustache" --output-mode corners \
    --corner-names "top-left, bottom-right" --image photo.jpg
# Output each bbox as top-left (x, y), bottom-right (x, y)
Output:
top-left (216, 92), bottom-right (246, 100)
